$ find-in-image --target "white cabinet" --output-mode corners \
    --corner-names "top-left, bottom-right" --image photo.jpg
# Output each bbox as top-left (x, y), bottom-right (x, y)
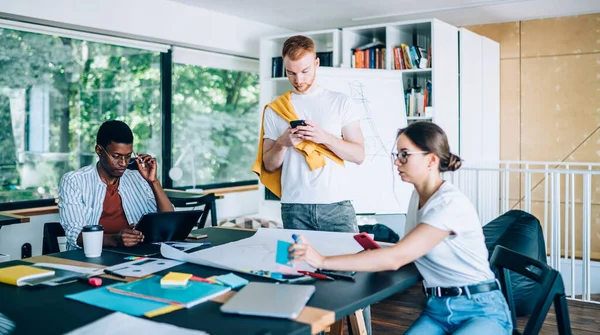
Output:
top-left (458, 28), bottom-right (500, 165)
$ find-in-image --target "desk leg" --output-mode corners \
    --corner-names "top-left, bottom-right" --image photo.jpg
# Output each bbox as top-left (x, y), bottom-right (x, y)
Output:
top-left (348, 309), bottom-right (367, 335)
top-left (326, 318), bottom-right (344, 335)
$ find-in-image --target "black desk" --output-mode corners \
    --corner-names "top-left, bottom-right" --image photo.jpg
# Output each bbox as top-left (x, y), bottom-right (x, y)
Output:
top-left (0, 227), bottom-right (421, 335)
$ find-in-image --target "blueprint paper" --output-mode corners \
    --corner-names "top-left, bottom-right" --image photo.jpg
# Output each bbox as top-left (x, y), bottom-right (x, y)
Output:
top-left (161, 228), bottom-right (363, 273)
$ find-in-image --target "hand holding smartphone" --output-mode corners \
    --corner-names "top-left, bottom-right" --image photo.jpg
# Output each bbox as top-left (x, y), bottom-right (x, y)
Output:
top-left (353, 232), bottom-right (381, 250)
top-left (290, 120), bottom-right (306, 128)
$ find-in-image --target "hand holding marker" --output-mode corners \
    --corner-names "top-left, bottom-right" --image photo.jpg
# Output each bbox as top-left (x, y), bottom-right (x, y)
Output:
top-left (290, 233), bottom-right (300, 263)
top-left (291, 234), bottom-right (334, 281)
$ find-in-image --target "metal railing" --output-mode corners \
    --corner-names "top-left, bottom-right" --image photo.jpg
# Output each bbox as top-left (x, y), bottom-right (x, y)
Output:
top-left (446, 161), bottom-right (600, 303)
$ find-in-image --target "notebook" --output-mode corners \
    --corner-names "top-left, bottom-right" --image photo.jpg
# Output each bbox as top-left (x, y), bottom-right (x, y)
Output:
top-left (66, 284), bottom-right (179, 317)
top-left (220, 282), bottom-right (315, 319)
top-left (0, 265), bottom-right (55, 286)
top-left (215, 273), bottom-right (249, 289)
top-left (108, 276), bottom-right (231, 308)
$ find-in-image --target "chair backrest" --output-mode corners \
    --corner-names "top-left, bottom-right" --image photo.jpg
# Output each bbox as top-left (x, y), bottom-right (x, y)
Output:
top-left (490, 245), bottom-right (571, 335)
top-left (167, 192), bottom-right (217, 228)
top-left (43, 222), bottom-right (65, 255)
top-left (483, 210), bottom-right (547, 317)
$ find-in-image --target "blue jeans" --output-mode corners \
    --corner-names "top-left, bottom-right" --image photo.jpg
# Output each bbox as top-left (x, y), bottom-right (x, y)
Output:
top-left (281, 200), bottom-right (358, 233)
top-left (281, 201), bottom-right (371, 335)
top-left (406, 283), bottom-right (512, 335)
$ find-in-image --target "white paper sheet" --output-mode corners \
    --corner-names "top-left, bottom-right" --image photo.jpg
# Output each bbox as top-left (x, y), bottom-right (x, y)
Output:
top-left (161, 228), bottom-right (364, 273)
top-left (104, 258), bottom-right (183, 277)
top-left (65, 312), bottom-right (209, 335)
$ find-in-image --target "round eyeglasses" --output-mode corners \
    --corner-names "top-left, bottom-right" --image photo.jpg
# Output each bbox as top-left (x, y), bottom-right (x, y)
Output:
top-left (391, 151), bottom-right (428, 164)
top-left (100, 146), bottom-right (138, 166)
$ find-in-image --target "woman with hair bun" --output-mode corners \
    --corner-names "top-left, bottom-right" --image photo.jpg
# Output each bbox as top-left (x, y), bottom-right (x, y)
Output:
top-left (289, 122), bottom-right (512, 334)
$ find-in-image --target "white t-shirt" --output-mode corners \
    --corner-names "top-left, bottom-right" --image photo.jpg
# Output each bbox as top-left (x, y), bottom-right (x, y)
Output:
top-left (263, 86), bottom-right (360, 204)
top-left (404, 181), bottom-right (495, 288)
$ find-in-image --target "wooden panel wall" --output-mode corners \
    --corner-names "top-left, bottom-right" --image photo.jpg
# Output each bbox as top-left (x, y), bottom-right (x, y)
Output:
top-left (465, 13), bottom-right (600, 258)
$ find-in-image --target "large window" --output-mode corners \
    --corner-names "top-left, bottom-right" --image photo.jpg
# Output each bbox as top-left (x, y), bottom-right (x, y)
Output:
top-left (171, 49), bottom-right (260, 188)
top-left (0, 27), bottom-right (162, 203)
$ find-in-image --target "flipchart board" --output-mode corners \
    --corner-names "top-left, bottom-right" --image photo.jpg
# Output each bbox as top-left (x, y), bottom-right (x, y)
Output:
top-left (314, 67), bottom-right (412, 214)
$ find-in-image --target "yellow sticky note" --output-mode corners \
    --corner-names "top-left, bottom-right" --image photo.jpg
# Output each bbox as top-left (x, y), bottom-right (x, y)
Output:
top-left (160, 272), bottom-right (192, 286)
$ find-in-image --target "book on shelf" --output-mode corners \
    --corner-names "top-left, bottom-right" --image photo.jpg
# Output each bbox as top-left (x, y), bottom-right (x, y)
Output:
top-left (427, 44), bottom-right (432, 68)
top-left (405, 80), bottom-right (432, 118)
top-left (393, 44), bottom-right (431, 70)
top-left (351, 40), bottom-right (385, 69)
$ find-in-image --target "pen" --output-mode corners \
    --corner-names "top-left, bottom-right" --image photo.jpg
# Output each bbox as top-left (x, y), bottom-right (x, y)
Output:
top-left (103, 269), bottom-right (126, 279)
top-left (298, 270), bottom-right (335, 281)
top-left (189, 276), bottom-right (213, 284)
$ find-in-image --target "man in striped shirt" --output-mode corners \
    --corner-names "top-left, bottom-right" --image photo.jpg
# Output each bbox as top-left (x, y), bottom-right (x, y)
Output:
top-left (58, 120), bottom-right (173, 251)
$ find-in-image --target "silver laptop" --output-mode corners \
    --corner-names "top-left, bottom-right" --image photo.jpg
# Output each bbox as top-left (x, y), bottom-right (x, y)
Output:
top-left (220, 282), bottom-right (316, 319)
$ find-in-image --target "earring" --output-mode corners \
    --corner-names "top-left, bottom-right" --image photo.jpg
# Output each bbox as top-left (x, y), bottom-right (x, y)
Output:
top-left (428, 166), bottom-right (432, 171)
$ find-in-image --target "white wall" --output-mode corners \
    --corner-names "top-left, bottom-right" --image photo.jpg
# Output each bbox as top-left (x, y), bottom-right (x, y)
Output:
top-left (215, 190), bottom-right (259, 221)
top-left (0, 213), bottom-right (58, 260)
top-left (0, 0), bottom-right (292, 58)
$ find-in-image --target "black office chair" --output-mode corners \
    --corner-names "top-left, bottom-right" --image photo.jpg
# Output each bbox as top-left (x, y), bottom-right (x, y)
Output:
top-left (490, 245), bottom-right (571, 335)
top-left (166, 192), bottom-right (217, 228)
top-left (43, 222), bottom-right (65, 254)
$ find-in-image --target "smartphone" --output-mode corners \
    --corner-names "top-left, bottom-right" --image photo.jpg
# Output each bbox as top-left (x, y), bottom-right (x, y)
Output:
top-left (290, 120), bottom-right (306, 128)
top-left (187, 230), bottom-right (208, 240)
top-left (353, 232), bottom-right (381, 250)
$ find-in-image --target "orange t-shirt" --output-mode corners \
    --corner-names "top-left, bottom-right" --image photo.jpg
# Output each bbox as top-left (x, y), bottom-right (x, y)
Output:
top-left (98, 180), bottom-right (129, 234)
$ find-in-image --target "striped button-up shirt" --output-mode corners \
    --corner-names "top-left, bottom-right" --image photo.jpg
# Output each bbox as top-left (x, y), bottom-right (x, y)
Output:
top-left (58, 164), bottom-right (157, 250)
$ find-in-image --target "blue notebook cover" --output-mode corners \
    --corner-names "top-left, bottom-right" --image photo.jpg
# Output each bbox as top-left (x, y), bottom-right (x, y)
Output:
top-left (66, 284), bottom-right (170, 316)
top-left (215, 273), bottom-right (249, 289)
top-left (276, 240), bottom-right (293, 265)
top-left (110, 276), bottom-right (231, 308)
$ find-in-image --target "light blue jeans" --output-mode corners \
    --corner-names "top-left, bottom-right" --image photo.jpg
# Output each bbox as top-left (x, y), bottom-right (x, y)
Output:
top-left (406, 282), bottom-right (513, 335)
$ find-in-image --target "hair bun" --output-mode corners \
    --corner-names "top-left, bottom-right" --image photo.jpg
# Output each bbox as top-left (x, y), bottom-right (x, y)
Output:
top-left (446, 153), bottom-right (462, 172)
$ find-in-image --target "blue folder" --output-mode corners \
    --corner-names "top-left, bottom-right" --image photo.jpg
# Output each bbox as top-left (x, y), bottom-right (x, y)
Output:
top-left (66, 284), bottom-right (170, 316)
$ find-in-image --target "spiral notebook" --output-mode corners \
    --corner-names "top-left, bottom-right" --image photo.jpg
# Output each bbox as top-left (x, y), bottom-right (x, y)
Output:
top-left (108, 276), bottom-right (231, 308)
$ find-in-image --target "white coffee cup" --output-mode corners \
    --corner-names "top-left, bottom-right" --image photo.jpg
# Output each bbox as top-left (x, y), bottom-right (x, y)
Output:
top-left (82, 225), bottom-right (104, 258)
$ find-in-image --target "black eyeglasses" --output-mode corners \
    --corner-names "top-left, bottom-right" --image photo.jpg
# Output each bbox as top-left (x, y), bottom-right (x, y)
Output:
top-left (391, 151), bottom-right (428, 164)
top-left (100, 146), bottom-right (138, 166)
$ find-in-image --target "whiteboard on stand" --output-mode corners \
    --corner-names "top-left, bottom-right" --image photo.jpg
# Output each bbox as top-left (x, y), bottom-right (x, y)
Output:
top-left (315, 67), bottom-right (413, 214)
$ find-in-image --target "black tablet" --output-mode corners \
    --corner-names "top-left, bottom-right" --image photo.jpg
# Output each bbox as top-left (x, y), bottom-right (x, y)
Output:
top-left (135, 210), bottom-right (203, 243)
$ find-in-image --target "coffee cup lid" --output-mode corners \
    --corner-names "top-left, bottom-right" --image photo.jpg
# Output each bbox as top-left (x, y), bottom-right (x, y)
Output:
top-left (82, 225), bottom-right (104, 232)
